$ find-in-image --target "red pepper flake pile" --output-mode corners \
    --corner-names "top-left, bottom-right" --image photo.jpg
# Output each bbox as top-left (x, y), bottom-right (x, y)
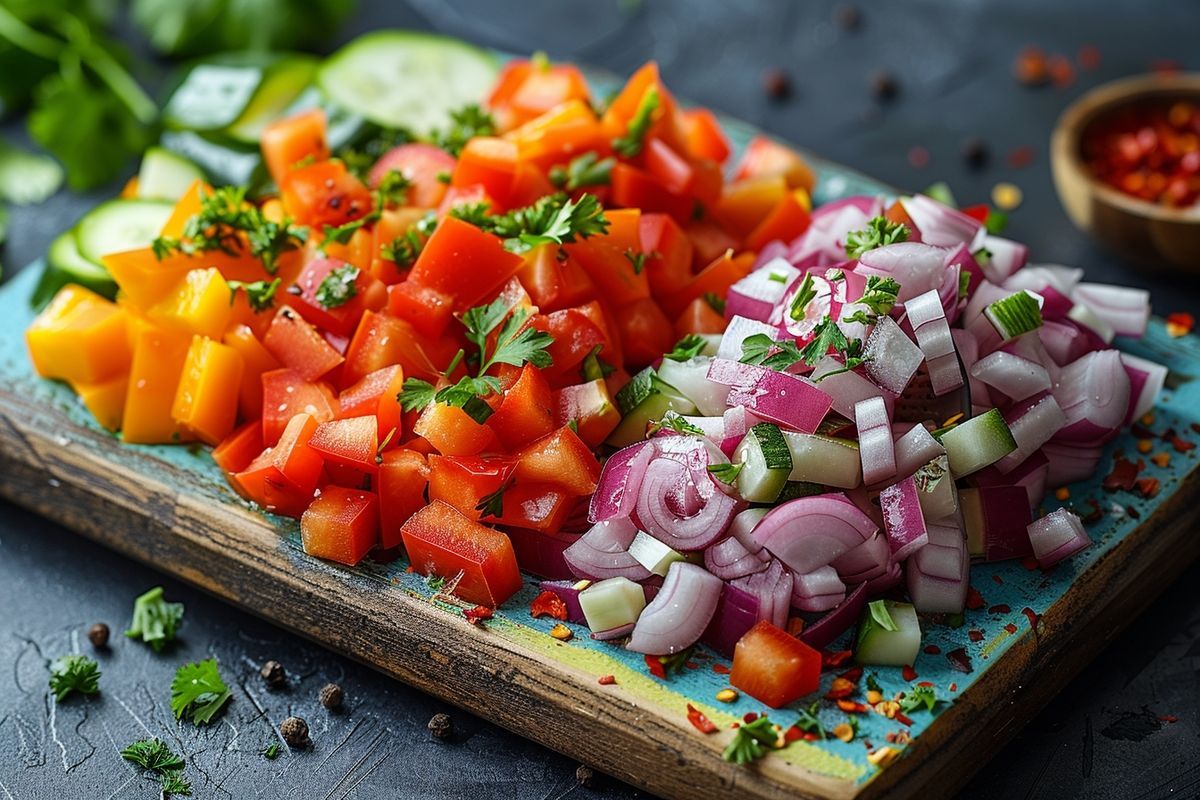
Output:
top-left (712, 663), bottom-right (731, 675)
top-left (901, 665), bottom-right (918, 682)
top-left (1084, 102), bottom-right (1200, 207)
top-left (1004, 622), bottom-right (1019, 634)
top-left (948, 683), bottom-right (958, 693)
top-left (923, 644), bottom-right (941, 655)
top-left (823, 649), bottom-right (854, 669)
top-left (464, 605), bottom-right (493, 626)
top-left (1135, 477), bottom-right (1161, 498)
top-left (988, 604), bottom-right (1011, 614)
top-left (783, 725), bottom-right (806, 743)
top-left (946, 647), bottom-right (973, 674)
top-left (1163, 428), bottom-right (1196, 452)
top-left (598, 674), bottom-right (616, 686)
top-left (1103, 456), bottom-right (1142, 492)
top-left (1166, 312), bottom-right (1195, 338)
top-left (968, 629), bottom-right (985, 643)
top-left (686, 703), bottom-right (718, 734)
top-left (529, 590), bottom-right (568, 620)
top-left (965, 586), bottom-right (985, 610)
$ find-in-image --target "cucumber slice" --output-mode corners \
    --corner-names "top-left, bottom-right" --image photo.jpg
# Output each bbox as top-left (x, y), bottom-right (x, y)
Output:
top-left (775, 481), bottom-right (827, 503)
top-left (607, 368), bottom-right (698, 448)
top-left (75, 200), bottom-right (174, 265)
top-left (225, 56), bottom-right (320, 143)
top-left (780, 431), bottom-right (862, 489)
top-left (855, 600), bottom-right (921, 666)
top-left (317, 30), bottom-right (499, 135)
top-left (30, 231), bottom-right (117, 310)
top-left (938, 408), bottom-right (1017, 478)
top-left (164, 62), bottom-right (268, 132)
top-left (734, 423), bottom-right (792, 503)
top-left (137, 147), bottom-right (206, 201)
top-left (984, 290), bottom-right (1044, 342)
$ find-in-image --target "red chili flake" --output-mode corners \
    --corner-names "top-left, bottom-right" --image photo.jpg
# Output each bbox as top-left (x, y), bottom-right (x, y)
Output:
top-left (529, 590), bottom-right (568, 620)
top-left (464, 605), bottom-right (493, 625)
top-left (837, 700), bottom-right (870, 714)
top-left (1164, 429), bottom-right (1196, 452)
top-left (1048, 55), bottom-right (1075, 88)
top-left (1159, 715), bottom-right (1179, 724)
top-left (1166, 312), bottom-right (1195, 337)
top-left (686, 703), bottom-right (718, 734)
top-left (826, 677), bottom-right (858, 700)
top-left (1192, 423), bottom-right (1200, 435)
top-left (598, 674), bottom-right (616, 685)
top-left (823, 649), bottom-right (855, 668)
top-left (1013, 46), bottom-right (1049, 86)
top-left (923, 644), bottom-right (942, 655)
top-left (784, 725), bottom-right (805, 743)
top-left (946, 647), bottom-right (973, 674)
top-left (1135, 477), bottom-right (1161, 498)
top-left (965, 587), bottom-right (985, 610)
top-left (1078, 45), bottom-right (1101, 71)
top-left (1127, 505), bottom-right (1141, 520)
top-left (988, 604), bottom-right (1011, 614)
top-left (901, 665), bottom-right (918, 682)
top-left (908, 146), bottom-right (931, 169)
top-left (917, 681), bottom-right (934, 688)
top-left (1021, 607), bottom-right (1040, 629)
top-left (1103, 456), bottom-right (1141, 492)
top-left (895, 712), bottom-right (914, 727)
top-left (968, 629), bottom-right (984, 643)
top-left (992, 574), bottom-right (1003, 585)
top-left (684, 661), bottom-right (700, 670)
top-left (1007, 145), bottom-right (1035, 169)
top-left (644, 654), bottom-right (667, 680)
top-left (1004, 623), bottom-right (1019, 634)
top-left (1020, 556), bottom-right (1041, 570)
top-left (712, 663), bottom-right (731, 675)
top-left (838, 666), bottom-right (864, 683)
top-left (743, 712), bottom-right (759, 724)
top-left (949, 683), bottom-right (958, 692)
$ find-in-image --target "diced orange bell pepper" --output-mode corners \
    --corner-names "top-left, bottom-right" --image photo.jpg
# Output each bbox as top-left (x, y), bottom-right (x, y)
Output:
top-left (148, 267), bottom-right (233, 339)
top-left (122, 325), bottom-right (193, 444)
top-left (714, 175), bottom-right (790, 238)
top-left (680, 108), bottom-right (732, 164)
top-left (507, 99), bottom-right (608, 170)
top-left (516, 244), bottom-right (596, 313)
top-left (427, 455), bottom-right (516, 518)
top-left (601, 62), bottom-right (686, 154)
top-left (261, 108), bottom-right (329, 188)
top-left (171, 336), bottom-right (245, 445)
top-left (261, 307), bottom-right (345, 382)
top-left (486, 363), bottom-right (556, 451)
top-left (378, 449), bottom-right (429, 548)
top-left (685, 219), bottom-right (740, 270)
top-left (512, 426), bottom-right (600, 496)
top-left (507, 161), bottom-right (558, 208)
top-left (400, 500), bottom-right (523, 607)
top-left (675, 297), bottom-right (728, 337)
top-left (222, 324), bottom-right (281, 419)
top-left (309, 415), bottom-right (379, 472)
top-left (300, 486), bottom-right (379, 566)
top-left (744, 190), bottom-right (812, 253)
top-left (450, 137), bottom-right (518, 209)
top-left (565, 208), bottom-right (648, 305)
top-left (664, 250), bottom-right (754, 318)
top-left (212, 421), bottom-right (264, 476)
top-left (413, 402), bottom-right (497, 456)
top-left (234, 412), bottom-right (324, 515)
top-left (338, 364), bottom-right (404, 443)
top-left (260, 368), bottom-right (339, 447)
top-left (552, 379), bottom-right (621, 447)
top-left (102, 248), bottom-right (194, 310)
top-left (370, 206), bottom-right (432, 284)
top-left (27, 285), bottom-right (132, 384)
top-left (733, 135), bottom-right (816, 194)
top-left (73, 373), bottom-right (130, 432)
top-left (610, 162), bottom-right (692, 222)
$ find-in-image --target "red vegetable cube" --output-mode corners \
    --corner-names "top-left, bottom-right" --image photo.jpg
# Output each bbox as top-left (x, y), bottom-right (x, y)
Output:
top-left (400, 500), bottom-right (523, 607)
top-left (730, 620), bottom-right (821, 708)
top-left (300, 486), bottom-right (379, 566)
top-left (512, 426), bottom-right (601, 496)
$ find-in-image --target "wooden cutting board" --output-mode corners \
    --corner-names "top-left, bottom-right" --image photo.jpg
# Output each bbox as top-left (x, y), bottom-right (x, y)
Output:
top-left (2, 85), bottom-right (1199, 800)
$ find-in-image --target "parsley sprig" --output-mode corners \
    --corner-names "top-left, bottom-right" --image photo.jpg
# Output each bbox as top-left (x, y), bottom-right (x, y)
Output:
top-left (842, 275), bottom-right (901, 325)
top-left (121, 738), bottom-right (190, 797)
top-left (125, 586), bottom-right (184, 652)
top-left (612, 87), bottom-right (660, 158)
top-left (722, 715), bottom-right (779, 765)
top-left (48, 654), bottom-right (100, 701)
top-left (227, 278), bottom-right (280, 313)
top-left (548, 151), bottom-right (615, 191)
top-left (740, 334), bottom-right (807, 371)
top-left (899, 684), bottom-right (940, 713)
top-left (451, 192), bottom-right (609, 254)
top-left (793, 701), bottom-right (825, 739)
top-left (170, 658), bottom-right (231, 725)
top-left (435, 104), bottom-right (496, 157)
top-left (800, 318), bottom-right (867, 375)
top-left (844, 216), bottom-right (910, 260)
top-left (648, 411), bottom-right (706, 437)
top-left (664, 334), bottom-right (707, 362)
top-left (315, 265), bottom-right (360, 309)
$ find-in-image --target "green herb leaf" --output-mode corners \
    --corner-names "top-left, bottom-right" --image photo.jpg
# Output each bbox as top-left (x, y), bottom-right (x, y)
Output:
top-left (48, 655), bottom-right (100, 701)
top-left (612, 86), bottom-right (660, 158)
top-left (857, 275), bottom-right (901, 317)
top-left (549, 151), bottom-right (615, 191)
top-left (479, 307), bottom-right (554, 374)
top-left (649, 410), bottom-right (706, 437)
top-left (788, 272), bottom-right (818, 322)
top-left (899, 683), bottom-right (940, 713)
top-left (397, 378), bottom-right (436, 413)
top-left (624, 248), bottom-right (648, 275)
top-left (160, 771), bottom-right (192, 797)
top-left (800, 317), bottom-right (866, 369)
top-left (475, 478), bottom-right (513, 518)
top-left (227, 278), bottom-right (280, 313)
top-left (170, 658), bottom-right (231, 725)
top-left (449, 201), bottom-right (492, 228)
top-left (125, 586), bottom-right (184, 652)
top-left (121, 738), bottom-right (184, 773)
top-left (0, 138), bottom-right (63, 204)
top-left (739, 333), bottom-right (807, 372)
top-left (659, 645), bottom-right (696, 675)
top-left (865, 673), bottom-right (882, 694)
top-left (262, 742), bottom-right (281, 760)
top-left (435, 104), bottom-right (496, 157)
top-left (794, 700), bottom-right (825, 740)
top-left (434, 375), bottom-right (503, 424)
top-left (580, 345), bottom-right (615, 381)
top-left (958, 269), bottom-right (972, 300)
top-left (844, 216), bottom-right (910, 260)
top-left (315, 265), bottom-right (360, 309)
top-left (665, 334), bottom-right (707, 362)
top-left (867, 599), bottom-right (899, 632)
top-left (703, 291), bottom-right (725, 315)
top-left (722, 715), bottom-right (778, 764)
top-left (707, 462), bottom-right (744, 485)
top-left (380, 228), bottom-right (425, 268)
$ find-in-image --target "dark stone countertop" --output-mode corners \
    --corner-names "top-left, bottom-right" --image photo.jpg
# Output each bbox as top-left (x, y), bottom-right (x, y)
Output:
top-left (2, 1), bottom-right (1199, 798)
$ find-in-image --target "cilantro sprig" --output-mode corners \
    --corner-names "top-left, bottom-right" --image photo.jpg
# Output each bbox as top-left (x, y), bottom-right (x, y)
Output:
top-left (48, 654), bottom-right (100, 701)
top-left (314, 265), bottom-right (360, 309)
top-left (800, 318), bottom-right (867, 374)
top-left (722, 715), bottom-right (778, 765)
top-left (664, 334), bottom-right (707, 362)
top-left (434, 104), bottom-right (496, 157)
top-left (227, 278), bottom-right (280, 313)
top-left (548, 151), bottom-right (615, 191)
top-left (899, 684), bottom-right (940, 713)
top-left (740, 333), bottom-right (807, 372)
top-left (121, 738), bottom-right (190, 797)
top-left (126, 586), bottom-right (184, 652)
top-left (476, 478), bottom-right (514, 519)
top-left (452, 192), bottom-right (609, 254)
top-left (648, 410), bottom-right (706, 437)
top-left (794, 701), bottom-right (826, 740)
top-left (844, 216), bottom-right (910, 260)
top-left (842, 275), bottom-right (901, 325)
top-left (170, 658), bottom-right (231, 725)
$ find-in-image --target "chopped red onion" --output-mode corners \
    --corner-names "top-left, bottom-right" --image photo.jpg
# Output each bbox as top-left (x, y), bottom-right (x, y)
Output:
top-left (906, 289), bottom-right (963, 396)
top-left (753, 493), bottom-right (877, 574)
top-left (969, 449), bottom-right (1051, 510)
top-left (978, 235), bottom-right (1028, 283)
top-left (864, 316), bottom-right (925, 394)
top-left (591, 623), bottom-right (636, 641)
top-left (657, 356), bottom-right (730, 417)
top-left (1042, 441), bottom-right (1105, 487)
top-left (856, 242), bottom-right (951, 302)
top-left (800, 581), bottom-right (869, 650)
top-left (564, 519), bottom-right (653, 582)
top-left (1039, 319), bottom-right (1097, 366)
top-left (997, 394), bottom-right (1067, 473)
top-left (717, 316), bottom-right (782, 361)
top-left (1120, 352), bottom-right (1167, 424)
top-left (704, 536), bottom-right (770, 580)
top-left (1071, 283), bottom-right (1151, 338)
top-left (944, 244), bottom-right (985, 307)
top-left (811, 355), bottom-right (895, 419)
top-left (894, 423), bottom-right (945, 479)
top-left (970, 351), bottom-right (1051, 402)
top-left (720, 405), bottom-right (764, 456)
top-left (701, 583), bottom-right (759, 658)
top-left (634, 436), bottom-right (744, 551)
top-left (880, 476), bottom-right (929, 561)
top-left (538, 579), bottom-right (590, 624)
top-left (731, 558), bottom-right (792, 629)
top-left (727, 261), bottom-right (800, 322)
top-left (1051, 350), bottom-right (1130, 445)
top-left (906, 517), bottom-right (969, 613)
top-left (589, 441), bottom-right (653, 522)
top-left (960, 486), bottom-right (1034, 562)
top-left (856, 396), bottom-right (896, 486)
top-left (626, 562), bottom-right (723, 655)
top-left (901, 194), bottom-right (985, 249)
top-left (707, 358), bottom-right (833, 434)
top-left (832, 531), bottom-right (892, 583)
top-left (1028, 508), bottom-right (1091, 568)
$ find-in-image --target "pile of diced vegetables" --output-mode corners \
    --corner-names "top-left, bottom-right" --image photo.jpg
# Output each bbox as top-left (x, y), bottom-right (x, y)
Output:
top-left (24, 33), bottom-right (1164, 716)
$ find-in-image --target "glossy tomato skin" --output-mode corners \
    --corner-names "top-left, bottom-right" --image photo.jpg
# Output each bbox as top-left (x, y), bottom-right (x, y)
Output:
top-left (280, 160), bottom-right (373, 229)
top-left (730, 620), bottom-right (821, 708)
top-left (234, 412), bottom-right (325, 516)
top-left (408, 216), bottom-right (525, 312)
top-left (377, 449), bottom-right (429, 549)
top-left (400, 500), bottom-right (523, 607)
top-left (300, 486), bottom-right (379, 566)
top-left (386, 282), bottom-right (456, 338)
top-left (413, 402), bottom-right (497, 456)
top-left (337, 365), bottom-right (404, 442)
top-left (368, 143), bottom-right (456, 209)
top-left (427, 455), bottom-right (516, 518)
top-left (512, 426), bottom-right (601, 497)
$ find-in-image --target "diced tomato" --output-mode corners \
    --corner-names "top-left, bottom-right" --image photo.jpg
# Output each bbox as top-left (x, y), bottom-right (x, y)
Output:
top-left (428, 455), bottom-right (516, 518)
top-left (450, 137), bottom-right (518, 208)
top-left (280, 159), bottom-right (373, 229)
top-left (261, 109), bottom-right (329, 188)
top-left (369, 143), bottom-right (456, 208)
top-left (675, 297), bottom-right (728, 337)
top-left (664, 250), bottom-right (754, 318)
top-left (553, 380), bottom-right (621, 447)
top-left (565, 208), bottom-right (648, 305)
top-left (235, 412), bottom-right (324, 515)
top-left (512, 426), bottom-right (600, 496)
top-left (309, 415), bottom-right (379, 471)
top-left (486, 363), bottom-right (556, 450)
top-left (408, 216), bottom-right (525, 312)
top-left (574, 300), bottom-right (622, 365)
top-left (611, 162), bottom-right (692, 222)
top-left (613, 297), bottom-right (675, 367)
top-left (260, 368), bottom-right (338, 446)
top-left (642, 138), bottom-right (695, 197)
top-left (377, 449), bottom-right (429, 548)
top-left (413, 402), bottom-right (497, 456)
top-left (685, 219), bottom-right (739, 270)
top-left (300, 486), bottom-right (379, 566)
top-left (489, 61), bottom-right (592, 130)
top-left (486, 482), bottom-right (573, 533)
top-left (507, 99), bottom-right (607, 170)
top-left (729, 620), bottom-right (821, 708)
top-left (530, 307), bottom-right (608, 385)
top-left (714, 175), bottom-right (789, 238)
top-left (400, 500), bottom-right (524, 607)
top-left (437, 183), bottom-right (495, 219)
top-left (283, 257), bottom-right (387, 337)
top-left (517, 244), bottom-right (596, 312)
top-left (601, 62), bottom-right (685, 154)
top-left (884, 199), bottom-right (916, 229)
top-left (212, 421), bottom-right (264, 476)
top-left (343, 310), bottom-right (449, 384)
top-left (370, 207), bottom-right (430, 284)
top-left (744, 191), bottom-right (811, 253)
top-left (317, 225), bottom-right (376, 273)
top-left (639, 213), bottom-right (694, 299)
top-left (680, 108), bottom-right (731, 164)
top-left (338, 365), bottom-right (404, 443)
top-left (733, 135), bottom-right (816, 193)
top-left (262, 307), bottom-right (345, 381)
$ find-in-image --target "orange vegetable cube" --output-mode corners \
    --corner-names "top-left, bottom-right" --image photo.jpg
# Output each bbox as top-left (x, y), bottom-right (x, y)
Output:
top-left (413, 402), bottom-right (497, 456)
top-left (222, 324), bottom-right (281, 419)
top-left (148, 268), bottom-right (233, 339)
top-left (300, 486), bottom-right (379, 566)
top-left (378, 449), bottom-right (429, 549)
top-left (171, 336), bottom-right (245, 445)
top-left (27, 285), bottom-right (132, 384)
top-left (512, 426), bottom-right (600, 496)
top-left (102, 248), bottom-right (194, 310)
top-left (73, 373), bottom-right (130, 432)
top-left (122, 325), bottom-right (193, 444)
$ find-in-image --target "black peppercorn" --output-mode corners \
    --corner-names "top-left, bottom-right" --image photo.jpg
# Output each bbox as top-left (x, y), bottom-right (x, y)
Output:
top-left (87, 623), bottom-right (109, 648)
top-left (319, 682), bottom-right (343, 710)
top-left (962, 136), bottom-right (990, 170)
top-left (260, 660), bottom-right (286, 690)
top-left (427, 712), bottom-right (453, 740)
top-left (761, 68), bottom-right (792, 101)
top-left (280, 716), bottom-right (309, 749)
top-left (575, 765), bottom-right (597, 788)
top-left (870, 70), bottom-right (899, 103)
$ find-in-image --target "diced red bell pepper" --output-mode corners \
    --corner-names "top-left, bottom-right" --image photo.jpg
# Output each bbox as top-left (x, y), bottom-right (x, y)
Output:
top-left (377, 449), bottom-right (429, 549)
top-left (664, 250), bottom-right (755, 318)
top-left (639, 213), bottom-right (694, 300)
top-left (283, 257), bottom-right (387, 337)
top-left (517, 245), bottom-right (596, 313)
top-left (212, 420), bottom-right (264, 476)
top-left (386, 281), bottom-right (456, 338)
top-left (260, 368), bottom-right (339, 446)
top-left (508, 99), bottom-right (608, 171)
top-left (408, 216), bottom-right (525, 312)
top-left (343, 310), bottom-right (449, 384)
top-left (613, 297), bottom-right (675, 367)
top-left (309, 415), bottom-right (379, 472)
top-left (601, 62), bottom-right (685, 154)
top-left (680, 108), bottom-right (731, 164)
top-left (300, 486), bottom-right (379, 566)
top-left (262, 307), bottom-right (345, 381)
top-left (729, 620), bottom-right (821, 708)
top-left (428, 455), bottom-right (516, 518)
top-left (565, 208), bottom-right (648, 306)
top-left (400, 500), bottom-right (524, 607)
top-left (553, 379), bottom-right (621, 448)
top-left (486, 363), bottom-right (556, 451)
top-left (611, 162), bottom-right (693, 222)
top-left (530, 307), bottom-right (608, 385)
top-left (512, 426), bottom-right (600, 496)
top-left (450, 137), bottom-right (518, 208)
top-left (675, 297), bottom-right (728, 337)
top-left (732, 135), bottom-right (816, 193)
top-left (485, 482), bottom-right (574, 533)
top-left (685, 219), bottom-right (739, 270)
top-left (235, 412), bottom-right (324, 516)
top-left (369, 143), bottom-right (456, 209)
top-left (280, 159), bottom-right (373, 229)
top-left (508, 161), bottom-right (558, 208)
top-left (337, 365), bottom-right (404, 442)
top-left (413, 402), bottom-right (497, 456)
top-left (642, 137), bottom-right (696, 197)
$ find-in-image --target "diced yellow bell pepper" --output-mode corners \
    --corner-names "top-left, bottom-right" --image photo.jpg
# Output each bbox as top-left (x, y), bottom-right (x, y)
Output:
top-left (222, 323), bottom-right (280, 419)
top-left (26, 285), bottom-right (132, 385)
top-left (103, 248), bottom-right (193, 310)
top-left (122, 325), bottom-right (194, 444)
top-left (73, 373), bottom-right (130, 432)
top-left (172, 336), bottom-right (244, 446)
top-left (149, 267), bottom-right (232, 339)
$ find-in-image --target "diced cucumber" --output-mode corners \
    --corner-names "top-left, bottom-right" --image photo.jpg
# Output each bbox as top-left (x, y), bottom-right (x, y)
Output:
top-left (855, 600), bottom-right (921, 666)
top-left (137, 147), bottom-right (206, 201)
top-left (984, 290), bottom-right (1043, 341)
top-left (734, 423), bottom-right (792, 503)
top-left (628, 531), bottom-right (688, 576)
top-left (225, 56), bottom-right (320, 143)
top-left (164, 61), bottom-right (267, 131)
top-left (780, 431), bottom-right (862, 488)
top-left (607, 368), bottom-right (697, 447)
top-left (317, 30), bottom-right (499, 135)
top-left (775, 481), bottom-right (828, 502)
top-left (656, 356), bottom-right (729, 416)
top-left (938, 408), bottom-right (1017, 477)
top-left (30, 231), bottom-right (117, 310)
top-left (74, 200), bottom-right (174, 266)
top-left (912, 454), bottom-right (958, 520)
top-left (577, 577), bottom-right (646, 632)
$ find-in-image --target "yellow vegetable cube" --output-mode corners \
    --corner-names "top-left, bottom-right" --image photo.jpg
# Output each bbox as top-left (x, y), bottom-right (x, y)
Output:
top-left (26, 285), bottom-right (132, 385)
top-left (172, 336), bottom-right (244, 446)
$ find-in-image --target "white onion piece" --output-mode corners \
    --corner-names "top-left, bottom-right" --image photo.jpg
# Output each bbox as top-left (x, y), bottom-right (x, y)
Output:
top-left (726, 259), bottom-right (800, 323)
top-left (626, 563), bottom-right (723, 655)
top-left (970, 351), bottom-right (1051, 401)
top-left (997, 394), bottom-right (1068, 473)
top-left (1051, 350), bottom-right (1130, 445)
top-left (564, 519), bottom-right (654, 582)
top-left (1042, 442), bottom-right (1105, 487)
top-left (978, 235), bottom-right (1029, 283)
top-left (1120, 352), bottom-right (1167, 424)
top-left (635, 437), bottom-right (744, 551)
top-left (716, 316), bottom-right (781, 361)
top-left (880, 476), bottom-right (929, 561)
top-left (900, 194), bottom-right (985, 249)
top-left (657, 356), bottom-right (730, 417)
top-left (864, 316), bottom-right (925, 394)
top-left (906, 289), bottom-right (963, 396)
top-left (856, 242), bottom-right (950, 302)
top-left (788, 197), bottom-right (882, 267)
top-left (1071, 283), bottom-right (1151, 338)
top-left (753, 493), bottom-right (877, 574)
top-left (856, 396), bottom-right (896, 485)
top-left (1067, 302), bottom-right (1116, 344)
top-left (1028, 508), bottom-right (1091, 568)
top-left (907, 516), bottom-right (969, 613)
top-left (811, 355), bottom-right (895, 420)
top-left (894, 423), bottom-right (945, 479)
top-left (1038, 319), bottom-right (1095, 366)
top-left (1000, 331), bottom-right (1062, 384)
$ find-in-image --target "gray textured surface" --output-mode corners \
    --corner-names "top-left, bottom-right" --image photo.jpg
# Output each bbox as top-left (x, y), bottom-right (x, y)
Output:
top-left (2, 1), bottom-right (1199, 798)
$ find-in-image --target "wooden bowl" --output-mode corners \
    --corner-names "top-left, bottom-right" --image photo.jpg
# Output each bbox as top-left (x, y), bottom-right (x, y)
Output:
top-left (1051, 73), bottom-right (1200, 272)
